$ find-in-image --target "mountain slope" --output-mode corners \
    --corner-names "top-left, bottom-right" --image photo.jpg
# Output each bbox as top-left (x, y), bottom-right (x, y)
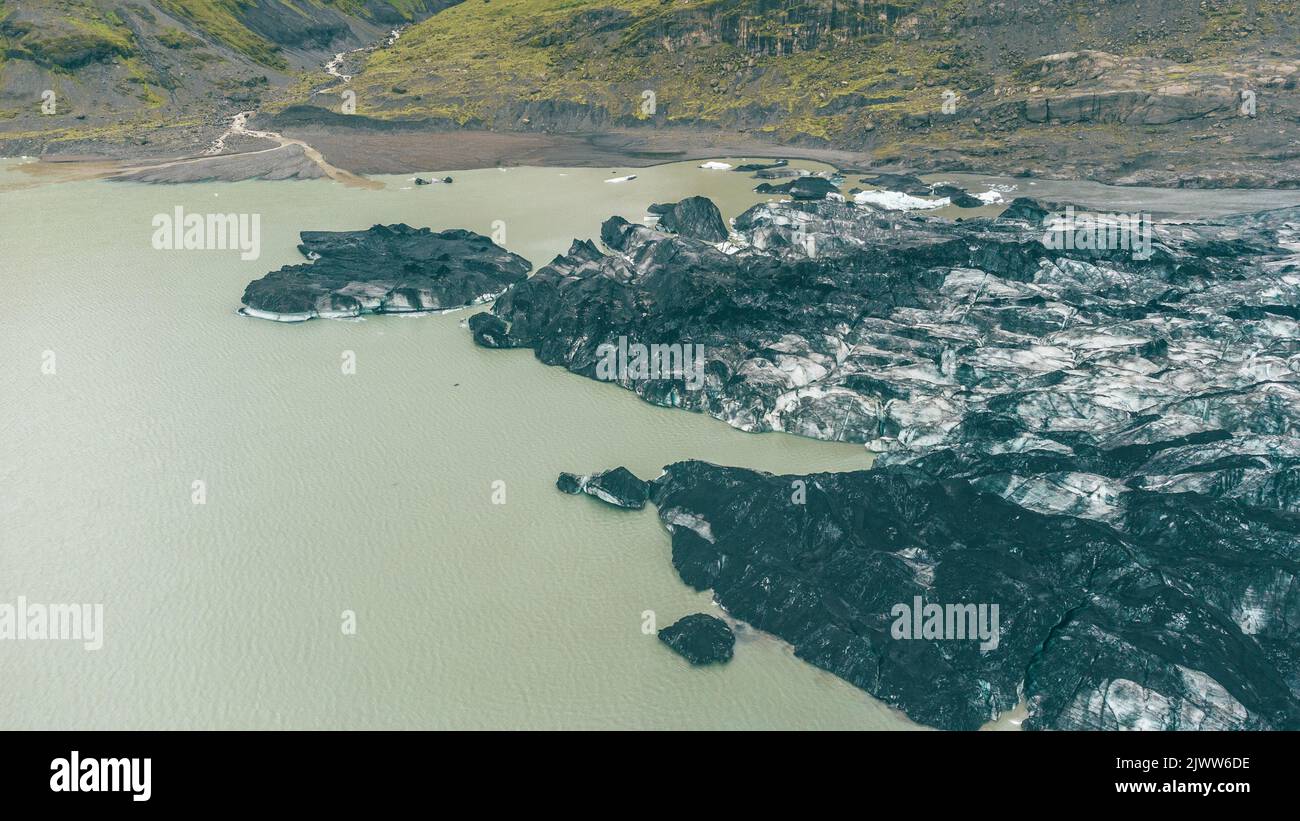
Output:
top-left (0, 0), bottom-right (455, 152)
top-left (3, 0), bottom-right (1298, 185)
top-left (283, 0), bottom-right (1300, 185)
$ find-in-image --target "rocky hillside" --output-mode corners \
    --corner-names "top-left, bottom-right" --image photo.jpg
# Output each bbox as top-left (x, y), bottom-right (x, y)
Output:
top-left (0, 0), bottom-right (455, 153)
top-left (287, 0), bottom-right (1300, 185)
top-left (4, 1), bottom-right (1299, 185)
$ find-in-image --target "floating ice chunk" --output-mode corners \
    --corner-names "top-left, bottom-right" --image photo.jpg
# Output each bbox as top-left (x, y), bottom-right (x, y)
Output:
top-left (698, 161), bottom-right (733, 170)
top-left (604, 175), bottom-right (638, 183)
top-left (238, 307), bottom-right (313, 322)
top-left (854, 190), bottom-right (950, 211)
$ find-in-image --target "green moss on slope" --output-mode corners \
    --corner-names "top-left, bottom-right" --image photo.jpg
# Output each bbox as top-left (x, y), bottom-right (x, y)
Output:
top-left (1, 11), bottom-right (136, 69)
top-left (325, 0), bottom-right (1299, 145)
top-left (154, 0), bottom-right (288, 69)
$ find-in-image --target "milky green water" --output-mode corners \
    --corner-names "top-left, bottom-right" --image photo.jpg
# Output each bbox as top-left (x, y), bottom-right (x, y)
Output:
top-left (0, 157), bottom-right (930, 729)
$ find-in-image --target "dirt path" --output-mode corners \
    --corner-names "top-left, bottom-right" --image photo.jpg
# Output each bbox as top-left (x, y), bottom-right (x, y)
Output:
top-left (188, 109), bottom-right (380, 188)
top-left (110, 25), bottom-right (415, 188)
top-left (5, 28), bottom-right (404, 190)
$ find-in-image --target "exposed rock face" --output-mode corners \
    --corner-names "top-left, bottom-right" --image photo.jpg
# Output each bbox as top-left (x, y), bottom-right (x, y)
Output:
top-left (1019, 89), bottom-right (1237, 126)
top-left (250, 4), bottom-right (1300, 189)
top-left (489, 193), bottom-right (1300, 729)
top-left (241, 224), bottom-right (530, 321)
top-left (658, 613), bottom-right (735, 666)
top-left (648, 196), bottom-right (729, 243)
top-left (555, 467), bottom-right (650, 509)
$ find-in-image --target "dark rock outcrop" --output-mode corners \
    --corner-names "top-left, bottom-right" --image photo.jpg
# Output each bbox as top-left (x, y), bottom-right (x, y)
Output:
top-left (755, 176), bottom-right (840, 200)
top-left (859, 173), bottom-right (932, 196)
top-left (658, 613), bottom-right (735, 666)
top-left (647, 196), bottom-right (729, 243)
top-left (929, 183), bottom-right (983, 207)
top-left (1021, 90), bottom-right (1237, 126)
top-left (555, 467), bottom-right (650, 509)
top-left (555, 472), bottom-right (585, 495)
top-left (736, 159), bottom-right (788, 173)
top-left (241, 224), bottom-right (531, 321)
top-left (755, 167), bottom-right (804, 180)
top-left (997, 196), bottom-right (1051, 223)
top-left (641, 460), bottom-right (1299, 730)
top-left (489, 192), bottom-right (1300, 729)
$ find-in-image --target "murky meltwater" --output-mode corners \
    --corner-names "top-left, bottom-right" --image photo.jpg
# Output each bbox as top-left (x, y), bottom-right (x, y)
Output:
top-left (6, 157), bottom-right (1297, 729)
top-left (0, 158), bottom-right (925, 729)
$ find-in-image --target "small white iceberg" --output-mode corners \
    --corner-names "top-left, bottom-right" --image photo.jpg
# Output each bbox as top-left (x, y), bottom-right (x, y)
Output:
top-left (976, 191), bottom-right (1006, 204)
top-left (854, 190), bottom-right (950, 211)
top-left (239, 307), bottom-right (314, 323)
top-left (698, 161), bottom-right (733, 170)
top-left (604, 174), bottom-right (638, 183)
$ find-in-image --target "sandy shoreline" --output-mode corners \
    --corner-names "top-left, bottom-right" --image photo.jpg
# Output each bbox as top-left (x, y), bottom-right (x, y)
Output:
top-left (276, 126), bottom-right (872, 175)
top-left (2, 126), bottom-right (873, 185)
top-left (8, 123), bottom-right (1300, 196)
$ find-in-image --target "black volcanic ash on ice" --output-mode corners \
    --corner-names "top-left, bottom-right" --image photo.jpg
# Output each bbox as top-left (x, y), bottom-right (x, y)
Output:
top-left (480, 191), bottom-right (1300, 731)
top-left (658, 614), bottom-right (736, 666)
top-left (241, 224), bottom-right (530, 321)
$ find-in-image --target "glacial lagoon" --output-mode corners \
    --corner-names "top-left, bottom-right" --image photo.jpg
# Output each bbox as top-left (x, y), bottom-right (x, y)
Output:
top-left (1, 158), bottom-right (909, 729)
top-left (5, 158), bottom-right (1298, 729)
